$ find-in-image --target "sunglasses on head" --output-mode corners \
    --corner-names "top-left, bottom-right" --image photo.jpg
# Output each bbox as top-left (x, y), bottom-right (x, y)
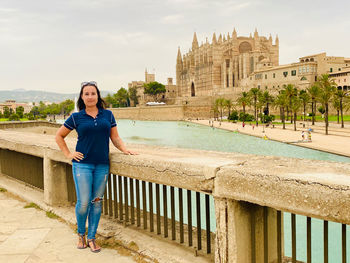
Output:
top-left (81, 81), bottom-right (98, 88)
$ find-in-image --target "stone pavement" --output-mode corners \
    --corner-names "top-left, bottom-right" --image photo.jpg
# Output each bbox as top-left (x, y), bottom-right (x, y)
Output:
top-left (190, 120), bottom-right (350, 157)
top-left (0, 191), bottom-right (136, 263)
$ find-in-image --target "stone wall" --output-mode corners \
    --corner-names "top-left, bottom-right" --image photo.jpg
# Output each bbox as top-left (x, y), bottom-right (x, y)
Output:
top-left (110, 105), bottom-right (213, 120)
top-left (0, 121), bottom-right (60, 129)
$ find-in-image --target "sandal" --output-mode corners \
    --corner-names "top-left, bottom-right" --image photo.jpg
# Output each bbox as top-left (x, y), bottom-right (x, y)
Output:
top-left (77, 234), bottom-right (87, 249)
top-left (87, 239), bottom-right (101, 253)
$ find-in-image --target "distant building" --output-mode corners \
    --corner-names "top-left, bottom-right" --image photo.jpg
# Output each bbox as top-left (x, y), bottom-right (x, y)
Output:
top-left (128, 70), bottom-right (176, 106)
top-left (240, 52), bottom-right (350, 95)
top-left (329, 66), bottom-right (350, 91)
top-left (0, 100), bottom-right (33, 114)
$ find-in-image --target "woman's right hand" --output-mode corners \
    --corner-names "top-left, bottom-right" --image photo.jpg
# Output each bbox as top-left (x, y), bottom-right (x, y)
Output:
top-left (67, 151), bottom-right (84, 162)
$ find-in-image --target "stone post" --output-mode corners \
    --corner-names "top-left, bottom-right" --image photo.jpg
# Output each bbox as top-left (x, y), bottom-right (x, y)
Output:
top-left (214, 198), bottom-right (278, 263)
top-left (43, 155), bottom-right (69, 206)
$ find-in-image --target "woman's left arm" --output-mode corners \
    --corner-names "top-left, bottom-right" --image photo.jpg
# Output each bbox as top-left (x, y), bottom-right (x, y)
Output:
top-left (110, 126), bottom-right (137, 155)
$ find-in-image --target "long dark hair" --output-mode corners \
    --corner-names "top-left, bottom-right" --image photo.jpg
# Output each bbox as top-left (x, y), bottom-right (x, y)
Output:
top-left (77, 83), bottom-right (107, 111)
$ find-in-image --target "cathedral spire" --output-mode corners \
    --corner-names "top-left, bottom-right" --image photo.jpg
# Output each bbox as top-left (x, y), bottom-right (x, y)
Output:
top-left (177, 47), bottom-right (182, 62)
top-left (275, 35), bottom-right (280, 46)
top-left (254, 28), bottom-right (259, 38)
top-left (223, 34), bottom-right (226, 42)
top-left (269, 34), bottom-right (272, 44)
top-left (227, 32), bottom-right (230, 40)
top-left (212, 33), bottom-right (217, 44)
top-left (218, 33), bottom-right (222, 43)
top-left (232, 27), bottom-right (237, 39)
top-left (192, 32), bottom-right (199, 50)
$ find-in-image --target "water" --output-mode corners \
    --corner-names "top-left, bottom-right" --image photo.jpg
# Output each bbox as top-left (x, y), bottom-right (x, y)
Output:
top-left (117, 120), bottom-right (350, 163)
top-left (115, 120), bottom-right (350, 262)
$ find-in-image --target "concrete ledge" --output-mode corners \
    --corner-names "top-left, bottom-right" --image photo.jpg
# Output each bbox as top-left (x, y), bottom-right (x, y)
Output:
top-left (215, 155), bottom-right (350, 225)
top-left (1, 129), bottom-right (350, 225)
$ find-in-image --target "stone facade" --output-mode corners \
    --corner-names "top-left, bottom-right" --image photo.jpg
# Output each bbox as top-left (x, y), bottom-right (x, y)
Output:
top-left (329, 66), bottom-right (350, 90)
top-left (240, 52), bottom-right (350, 96)
top-left (176, 29), bottom-right (279, 99)
top-left (176, 30), bottom-right (350, 102)
top-left (109, 104), bottom-right (212, 120)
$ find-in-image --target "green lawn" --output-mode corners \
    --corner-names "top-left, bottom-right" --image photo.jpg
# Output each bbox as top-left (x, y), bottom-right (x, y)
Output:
top-left (0, 118), bottom-right (30, 122)
top-left (314, 115), bottom-right (350, 122)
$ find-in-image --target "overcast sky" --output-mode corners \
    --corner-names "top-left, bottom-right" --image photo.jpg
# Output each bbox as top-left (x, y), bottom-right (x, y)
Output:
top-left (0, 0), bottom-right (349, 94)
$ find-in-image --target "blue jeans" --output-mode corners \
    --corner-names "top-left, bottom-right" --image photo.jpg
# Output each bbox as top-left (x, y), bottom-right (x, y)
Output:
top-left (72, 162), bottom-right (109, 240)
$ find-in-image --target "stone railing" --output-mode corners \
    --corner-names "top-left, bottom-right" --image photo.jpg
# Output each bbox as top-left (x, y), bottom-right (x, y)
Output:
top-left (0, 129), bottom-right (350, 262)
top-left (0, 120), bottom-right (60, 129)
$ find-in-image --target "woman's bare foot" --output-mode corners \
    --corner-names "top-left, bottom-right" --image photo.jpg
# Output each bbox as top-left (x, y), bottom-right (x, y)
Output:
top-left (77, 234), bottom-right (87, 249)
top-left (87, 239), bottom-right (101, 253)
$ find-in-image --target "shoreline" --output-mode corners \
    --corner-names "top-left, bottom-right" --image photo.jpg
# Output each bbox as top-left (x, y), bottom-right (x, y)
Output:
top-left (188, 119), bottom-right (350, 159)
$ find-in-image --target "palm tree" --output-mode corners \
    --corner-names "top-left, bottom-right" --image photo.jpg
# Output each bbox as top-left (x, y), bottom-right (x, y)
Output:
top-left (237, 92), bottom-right (250, 114)
top-left (215, 98), bottom-right (226, 120)
top-left (211, 102), bottom-right (219, 120)
top-left (334, 89), bottom-right (347, 128)
top-left (249, 88), bottom-right (261, 125)
top-left (224, 99), bottom-right (234, 118)
top-left (273, 91), bottom-right (287, 129)
top-left (290, 95), bottom-right (302, 131)
top-left (316, 74), bottom-right (336, 135)
top-left (260, 90), bottom-right (274, 115)
top-left (283, 84), bottom-right (298, 123)
top-left (257, 92), bottom-right (265, 123)
top-left (299, 90), bottom-right (310, 121)
top-left (307, 85), bottom-right (319, 125)
top-left (332, 95), bottom-right (340, 124)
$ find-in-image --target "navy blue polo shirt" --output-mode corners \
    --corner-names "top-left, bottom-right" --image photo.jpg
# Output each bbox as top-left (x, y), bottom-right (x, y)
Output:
top-left (64, 108), bottom-right (116, 164)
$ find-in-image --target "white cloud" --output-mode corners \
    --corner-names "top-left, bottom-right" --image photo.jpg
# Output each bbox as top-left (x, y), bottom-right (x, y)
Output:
top-left (0, 7), bottom-right (17, 13)
top-left (161, 14), bottom-right (185, 24)
top-left (81, 31), bottom-right (152, 46)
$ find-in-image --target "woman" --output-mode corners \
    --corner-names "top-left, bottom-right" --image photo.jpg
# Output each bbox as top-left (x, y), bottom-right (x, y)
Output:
top-left (55, 81), bottom-right (136, 253)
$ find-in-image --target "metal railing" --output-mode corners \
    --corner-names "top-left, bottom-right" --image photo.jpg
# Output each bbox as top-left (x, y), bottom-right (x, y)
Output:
top-left (100, 174), bottom-right (214, 255)
top-left (0, 149), bottom-right (44, 190)
top-left (249, 208), bottom-right (349, 263)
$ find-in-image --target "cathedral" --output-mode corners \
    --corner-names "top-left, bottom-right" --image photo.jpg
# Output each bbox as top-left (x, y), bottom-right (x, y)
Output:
top-left (128, 28), bottom-right (349, 107)
top-left (176, 29), bottom-right (279, 99)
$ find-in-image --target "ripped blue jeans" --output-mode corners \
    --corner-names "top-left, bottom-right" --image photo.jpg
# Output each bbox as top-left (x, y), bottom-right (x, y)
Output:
top-left (72, 162), bottom-right (109, 240)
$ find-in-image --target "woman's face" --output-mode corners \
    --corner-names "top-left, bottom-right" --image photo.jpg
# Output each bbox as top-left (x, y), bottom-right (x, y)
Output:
top-left (81, 85), bottom-right (98, 108)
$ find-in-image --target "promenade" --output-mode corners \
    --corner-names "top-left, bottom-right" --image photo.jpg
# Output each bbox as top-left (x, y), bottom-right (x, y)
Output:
top-left (0, 190), bottom-right (136, 263)
top-left (190, 120), bottom-right (350, 158)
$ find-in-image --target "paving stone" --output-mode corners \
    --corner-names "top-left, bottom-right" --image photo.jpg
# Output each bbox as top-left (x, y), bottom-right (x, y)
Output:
top-left (0, 192), bottom-right (137, 262)
top-left (0, 228), bottom-right (51, 255)
top-left (0, 254), bottom-right (29, 263)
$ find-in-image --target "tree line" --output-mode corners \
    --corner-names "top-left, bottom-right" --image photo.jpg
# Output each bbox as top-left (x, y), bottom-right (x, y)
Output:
top-left (214, 74), bottom-right (347, 135)
top-left (0, 100), bottom-right (75, 121)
